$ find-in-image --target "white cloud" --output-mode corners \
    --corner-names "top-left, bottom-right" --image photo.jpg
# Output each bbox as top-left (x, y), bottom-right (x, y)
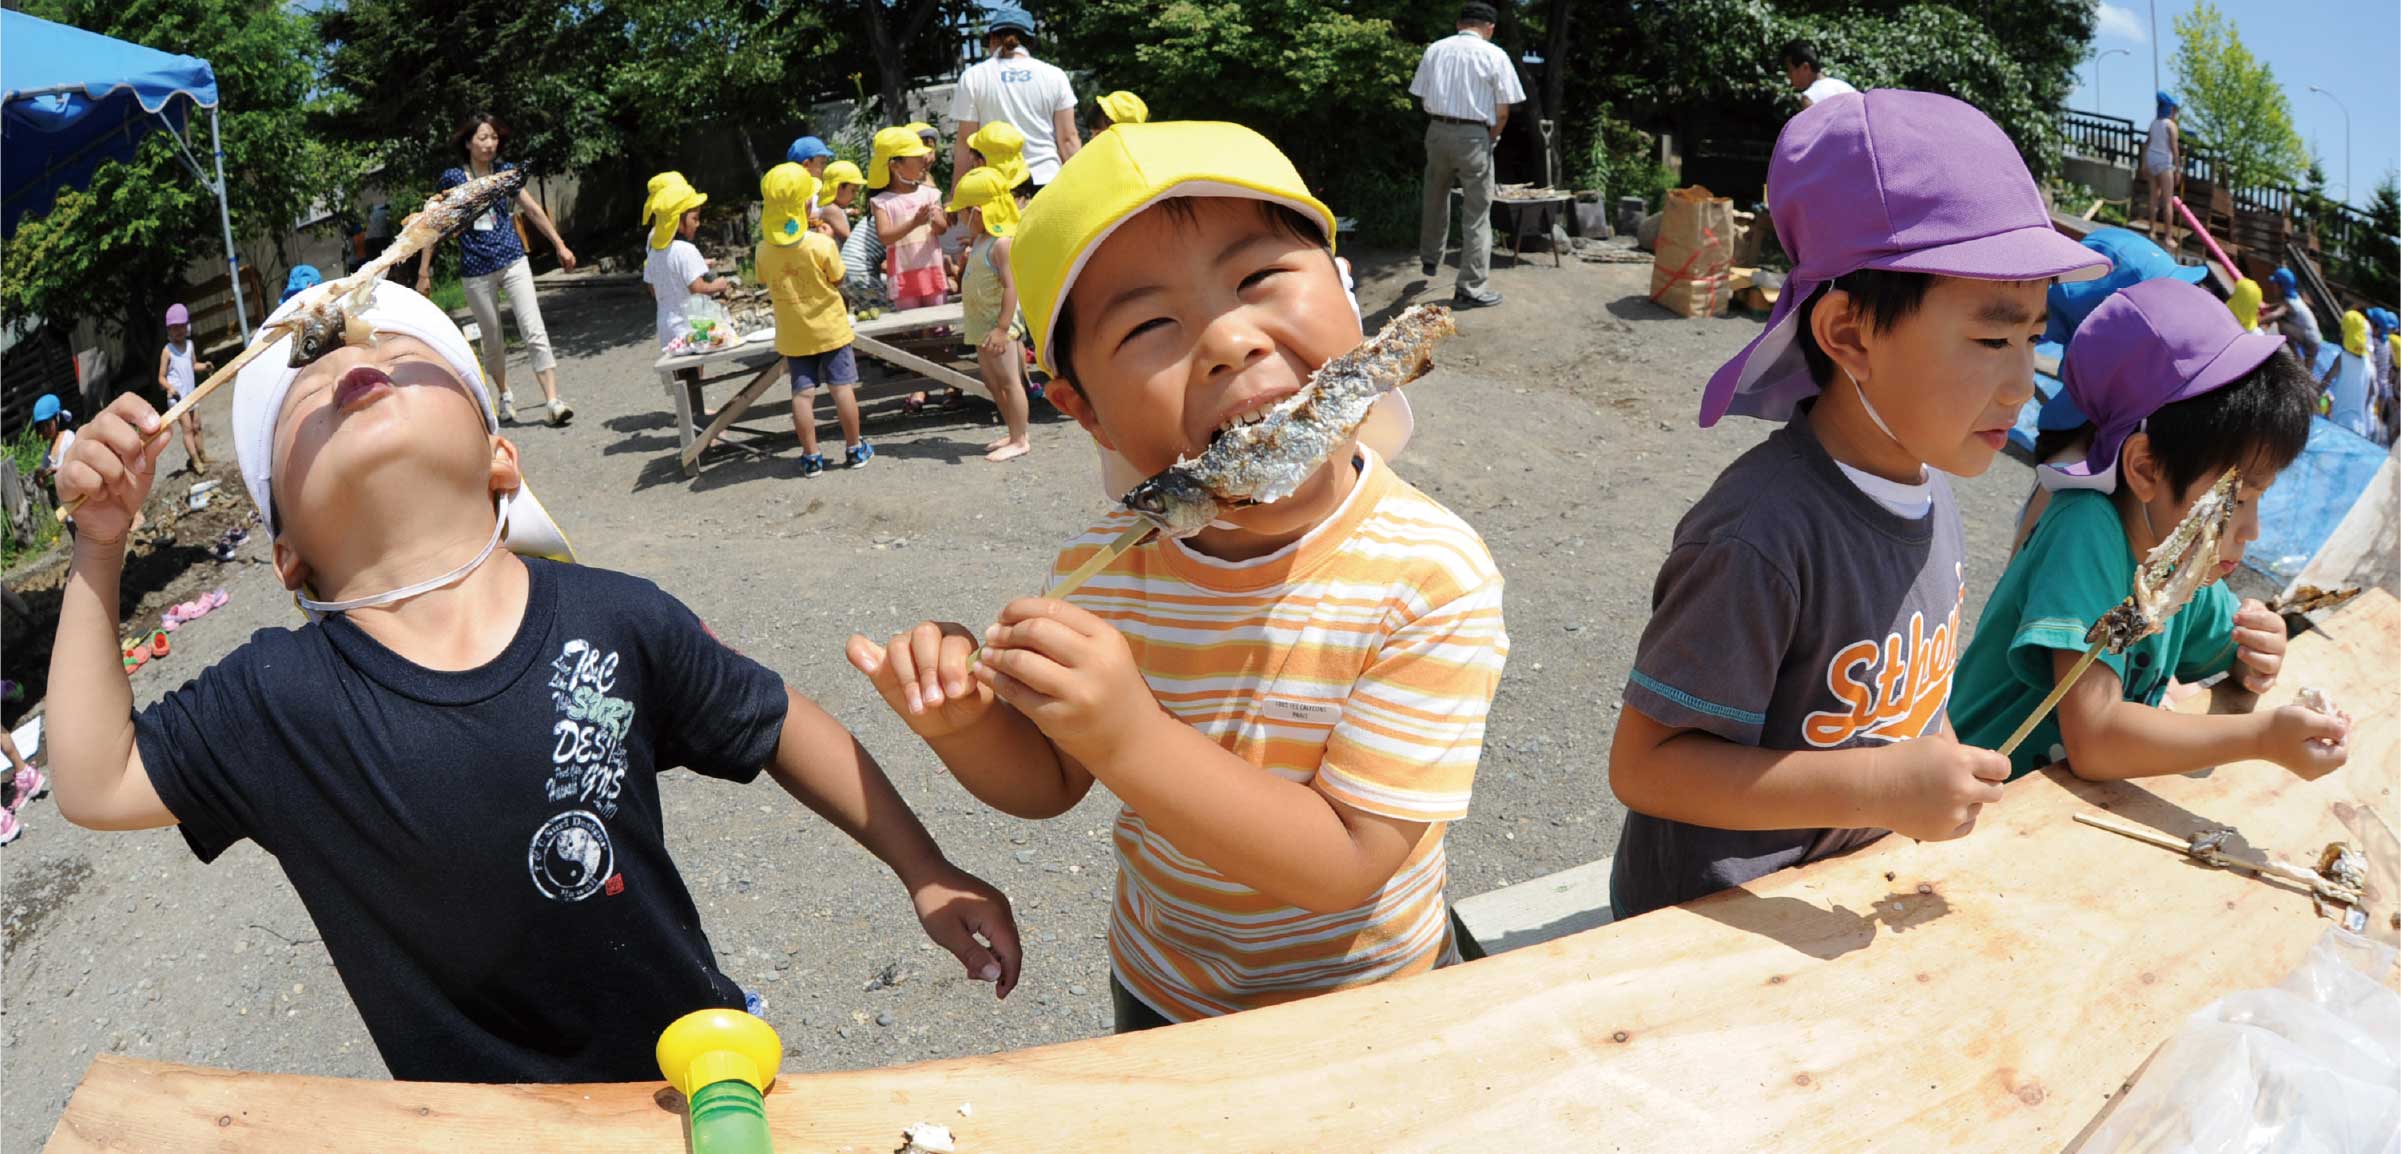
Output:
top-left (2096, 2), bottom-right (2147, 44)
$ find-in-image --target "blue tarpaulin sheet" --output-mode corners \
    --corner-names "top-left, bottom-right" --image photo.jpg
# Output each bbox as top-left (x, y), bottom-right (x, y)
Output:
top-left (2246, 416), bottom-right (2387, 580)
top-left (1, 10), bottom-right (218, 236)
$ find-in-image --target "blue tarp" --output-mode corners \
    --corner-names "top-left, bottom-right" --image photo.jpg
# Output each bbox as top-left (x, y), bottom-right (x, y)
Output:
top-left (2245, 416), bottom-right (2387, 581)
top-left (1, 10), bottom-right (218, 237)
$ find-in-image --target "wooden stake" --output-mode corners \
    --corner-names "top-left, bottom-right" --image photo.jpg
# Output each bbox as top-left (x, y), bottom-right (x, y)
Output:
top-left (56, 330), bottom-right (285, 522)
top-left (1995, 639), bottom-right (2106, 758)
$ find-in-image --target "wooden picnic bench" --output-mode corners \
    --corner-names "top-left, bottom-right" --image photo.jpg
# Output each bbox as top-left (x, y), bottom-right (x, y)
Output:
top-left (40, 591), bottom-right (2397, 1153)
top-left (650, 302), bottom-right (986, 476)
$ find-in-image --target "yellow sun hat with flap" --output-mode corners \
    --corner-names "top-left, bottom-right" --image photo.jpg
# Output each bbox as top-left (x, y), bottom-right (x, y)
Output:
top-left (816, 160), bottom-right (865, 205)
top-left (761, 163), bottom-right (818, 247)
top-left (868, 126), bottom-right (933, 189)
top-left (1097, 90), bottom-right (1149, 126)
top-left (965, 120), bottom-right (1032, 189)
top-left (647, 174), bottom-right (707, 251)
top-left (945, 166), bottom-right (1022, 237)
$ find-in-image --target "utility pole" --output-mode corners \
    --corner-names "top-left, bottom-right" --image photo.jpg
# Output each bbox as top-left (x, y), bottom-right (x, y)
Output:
top-left (2307, 85), bottom-right (2351, 207)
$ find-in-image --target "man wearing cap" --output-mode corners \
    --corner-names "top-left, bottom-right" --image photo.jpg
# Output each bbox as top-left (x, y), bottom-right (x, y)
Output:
top-left (1411, 2), bottom-right (1523, 308)
top-left (44, 279), bottom-right (1021, 1082)
top-left (948, 3), bottom-right (1079, 198)
top-left (1608, 91), bottom-right (2111, 920)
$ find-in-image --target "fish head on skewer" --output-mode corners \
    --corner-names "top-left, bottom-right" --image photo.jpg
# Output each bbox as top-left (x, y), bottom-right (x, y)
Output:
top-left (1121, 469), bottom-right (1230, 539)
top-left (2084, 466), bottom-right (2243, 652)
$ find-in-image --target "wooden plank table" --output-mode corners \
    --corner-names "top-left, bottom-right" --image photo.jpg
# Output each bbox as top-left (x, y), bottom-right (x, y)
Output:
top-left (650, 303), bottom-right (982, 476)
top-left (42, 592), bottom-right (2399, 1153)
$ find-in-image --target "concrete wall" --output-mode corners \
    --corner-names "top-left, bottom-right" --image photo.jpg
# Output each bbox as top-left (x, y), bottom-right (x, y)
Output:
top-left (2061, 156), bottom-right (2132, 204)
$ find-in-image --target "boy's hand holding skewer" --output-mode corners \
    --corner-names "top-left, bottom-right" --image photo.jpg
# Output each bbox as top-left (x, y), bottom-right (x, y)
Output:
top-left (54, 394), bottom-right (171, 545)
top-left (1872, 733), bottom-right (2011, 842)
top-left (2227, 598), bottom-right (2287, 696)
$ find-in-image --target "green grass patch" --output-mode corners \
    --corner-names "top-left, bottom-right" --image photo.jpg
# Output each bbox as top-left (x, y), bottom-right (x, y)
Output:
top-left (2, 425), bottom-right (63, 569)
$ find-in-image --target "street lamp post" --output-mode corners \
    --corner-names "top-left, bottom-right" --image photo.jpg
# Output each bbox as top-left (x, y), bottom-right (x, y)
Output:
top-left (2095, 48), bottom-right (2129, 113)
top-left (2307, 85), bottom-right (2350, 207)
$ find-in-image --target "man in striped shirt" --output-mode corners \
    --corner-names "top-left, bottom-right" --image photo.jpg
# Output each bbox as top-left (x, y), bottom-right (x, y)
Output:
top-left (848, 122), bottom-right (1509, 1029)
top-left (1410, 2), bottom-right (1523, 309)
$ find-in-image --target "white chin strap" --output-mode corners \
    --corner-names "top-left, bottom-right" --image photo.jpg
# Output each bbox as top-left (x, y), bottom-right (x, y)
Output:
top-left (298, 492), bottom-right (512, 615)
top-left (1848, 368), bottom-right (1906, 447)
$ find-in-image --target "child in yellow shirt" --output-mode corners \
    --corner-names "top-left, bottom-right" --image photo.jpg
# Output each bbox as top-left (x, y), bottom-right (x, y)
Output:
top-left (758, 164), bottom-right (870, 477)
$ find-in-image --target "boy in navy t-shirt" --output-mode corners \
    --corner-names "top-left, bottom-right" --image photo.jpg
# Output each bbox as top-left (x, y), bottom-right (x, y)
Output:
top-left (45, 282), bottom-right (1019, 1082)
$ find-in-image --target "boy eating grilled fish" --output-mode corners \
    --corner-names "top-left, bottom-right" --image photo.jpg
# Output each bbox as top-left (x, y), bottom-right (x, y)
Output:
top-left (45, 280), bottom-right (1020, 1082)
top-left (847, 122), bottom-right (1509, 1031)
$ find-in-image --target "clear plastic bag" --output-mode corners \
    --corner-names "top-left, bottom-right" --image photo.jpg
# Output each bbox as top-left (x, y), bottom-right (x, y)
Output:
top-left (680, 295), bottom-right (738, 350)
top-left (2077, 928), bottom-right (2400, 1154)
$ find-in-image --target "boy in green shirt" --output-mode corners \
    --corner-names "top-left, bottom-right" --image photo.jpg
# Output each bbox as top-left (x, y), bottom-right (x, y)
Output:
top-left (1952, 279), bottom-right (2352, 780)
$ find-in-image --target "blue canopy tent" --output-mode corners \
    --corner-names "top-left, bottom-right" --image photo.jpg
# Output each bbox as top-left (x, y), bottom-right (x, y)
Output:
top-left (1, 10), bottom-right (249, 339)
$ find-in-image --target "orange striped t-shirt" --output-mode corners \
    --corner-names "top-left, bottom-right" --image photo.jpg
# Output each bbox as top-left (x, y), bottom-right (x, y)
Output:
top-left (1046, 449), bottom-right (1508, 1022)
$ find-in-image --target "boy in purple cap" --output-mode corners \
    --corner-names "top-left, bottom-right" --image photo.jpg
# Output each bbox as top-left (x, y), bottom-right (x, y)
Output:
top-left (1951, 278), bottom-right (2348, 781)
top-left (1607, 91), bottom-right (2111, 919)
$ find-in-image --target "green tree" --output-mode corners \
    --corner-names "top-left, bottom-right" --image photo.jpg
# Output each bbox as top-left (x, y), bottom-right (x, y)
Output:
top-left (2349, 173), bottom-right (2399, 308)
top-left (1, 0), bottom-right (345, 342)
top-left (2170, 0), bottom-right (2311, 193)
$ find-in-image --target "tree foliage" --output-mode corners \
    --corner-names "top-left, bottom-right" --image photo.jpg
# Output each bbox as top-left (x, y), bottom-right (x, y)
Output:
top-left (2170, 0), bottom-right (2311, 193)
top-left (1, 0), bottom-right (347, 338)
top-left (1042, 0), bottom-right (1440, 189)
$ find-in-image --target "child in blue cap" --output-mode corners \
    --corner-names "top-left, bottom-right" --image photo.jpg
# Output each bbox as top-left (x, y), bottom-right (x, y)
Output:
top-left (2143, 91), bottom-right (2181, 243)
top-left (2259, 267), bottom-right (2321, 364)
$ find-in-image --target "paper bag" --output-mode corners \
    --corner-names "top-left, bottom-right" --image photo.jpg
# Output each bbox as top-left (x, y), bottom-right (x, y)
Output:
top-left (1650, 186), bottom-right (1736, 318)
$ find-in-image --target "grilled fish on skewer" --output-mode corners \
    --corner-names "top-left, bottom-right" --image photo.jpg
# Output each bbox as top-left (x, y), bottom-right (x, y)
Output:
top-left (1995, 467), bottom-right (2241, 757)
top-left (1121, 305), bottom-right (1457, 538)
top-left (283, 167), bottom-right (528, 366)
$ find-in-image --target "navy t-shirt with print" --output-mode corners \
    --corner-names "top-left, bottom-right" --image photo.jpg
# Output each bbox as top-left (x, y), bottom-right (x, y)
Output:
top-left (134, 559), bottom-right (788, 1082)
top-left (439, 161), bottom-right (527, 277)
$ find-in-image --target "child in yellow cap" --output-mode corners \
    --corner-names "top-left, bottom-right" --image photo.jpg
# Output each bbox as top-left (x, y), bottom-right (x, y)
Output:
top-left (812, 159), bottom-right (867, 243)
top-left (847, 122), bottom-right (1508, 1032)
top-left (946, 166), bottom-right (1032, 462)
top-left (2227, 277), bottom-right (2263, 332)
top-left (642, 174), bottom-right (739, 351)
top-left (759, 164), bottom-right (872, 477)
top-left (964, 122), bottom-right (1032, 198)
top-left (1093, 90), bottom-right (1148, 133)
top-left (868, 126), bottom-right (951, 313)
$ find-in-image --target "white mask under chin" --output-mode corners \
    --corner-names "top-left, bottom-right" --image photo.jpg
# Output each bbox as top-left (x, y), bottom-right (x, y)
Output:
top-left (297, 491), bottom-right (513, 616)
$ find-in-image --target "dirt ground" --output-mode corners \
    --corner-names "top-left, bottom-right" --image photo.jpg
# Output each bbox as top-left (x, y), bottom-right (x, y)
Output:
top-left (1, 247), bottom-right (2050, 1138)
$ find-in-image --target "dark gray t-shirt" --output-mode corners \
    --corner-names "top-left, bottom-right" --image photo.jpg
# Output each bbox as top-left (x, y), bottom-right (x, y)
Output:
top-left (1612, 407), bottom-right (1966, 918)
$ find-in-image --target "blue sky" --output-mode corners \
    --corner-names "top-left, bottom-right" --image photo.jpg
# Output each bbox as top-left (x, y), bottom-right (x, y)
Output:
top-left (2066, 0), bottom-right (2398, 210)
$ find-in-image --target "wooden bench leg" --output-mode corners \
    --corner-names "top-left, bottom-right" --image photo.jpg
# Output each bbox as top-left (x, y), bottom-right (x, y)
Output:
top-left (663, 370), bottom-right (697, 477)
top-left (851, 333), bottom-right (984, 396)
top-left (682, 358), bottom-right (788, 472)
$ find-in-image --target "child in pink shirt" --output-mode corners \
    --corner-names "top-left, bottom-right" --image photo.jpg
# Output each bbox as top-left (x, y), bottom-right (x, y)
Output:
top-left (869, 126), bottom-right (950, 310)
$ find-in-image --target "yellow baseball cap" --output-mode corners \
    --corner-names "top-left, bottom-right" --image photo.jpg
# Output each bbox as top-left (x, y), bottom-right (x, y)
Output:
top-left (1010, 120), bottom-right (1335, 376)
top-left (946, 166), bottom-right (1021, 237)
top-left (868, 126), bottom-right (934, 189)
top-left (816, 160), bottom-right (865, 205)
top-left (904, 121), bottom-right (937, 138)
top-left (648, 174), bottom-right (707, 250)
top-left (2341, 309), bottom-right (2369, 357)
top-left (965, 121), bottom-right (1031, 189)
top-left (1097, 91), bottom-right (1149, 126)
top-left (761, 163), bottom-right (818, 247)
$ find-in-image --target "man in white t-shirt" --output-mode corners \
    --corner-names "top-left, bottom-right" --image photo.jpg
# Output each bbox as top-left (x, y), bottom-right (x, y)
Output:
top-left (948, 3), bottom-right (1080, 194)
top-left (1780, 40), bottom-right (1857, 109)
top-left (1410, 2), bottom-right (1523, 309)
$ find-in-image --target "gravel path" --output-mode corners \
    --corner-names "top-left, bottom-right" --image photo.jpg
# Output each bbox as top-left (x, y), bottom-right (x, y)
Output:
top-left (2, 250), bottom-right (2042, 1137)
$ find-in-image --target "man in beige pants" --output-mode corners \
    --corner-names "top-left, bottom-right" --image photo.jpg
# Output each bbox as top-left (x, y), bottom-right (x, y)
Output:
top-left (1411, 2), bottom-right (1522, 309)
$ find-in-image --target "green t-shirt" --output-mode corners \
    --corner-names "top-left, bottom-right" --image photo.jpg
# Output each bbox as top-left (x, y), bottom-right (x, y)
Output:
top-left (1950, 489), bottom-right (2238, 779)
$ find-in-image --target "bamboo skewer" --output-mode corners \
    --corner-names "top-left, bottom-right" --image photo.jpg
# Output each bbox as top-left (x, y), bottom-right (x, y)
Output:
top-left (55, 329), bottom-right (286, 523)
top-left (1996, 640), bottom-right (2106, 758)
top-left (968, 522), bottom-right (1156, 670)
top-left (2073, 811), bottom-right (2363, 906)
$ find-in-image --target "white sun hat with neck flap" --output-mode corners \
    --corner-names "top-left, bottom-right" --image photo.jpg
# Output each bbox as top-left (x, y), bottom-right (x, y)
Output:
top-left (231, 280), bottom-right (574, 610)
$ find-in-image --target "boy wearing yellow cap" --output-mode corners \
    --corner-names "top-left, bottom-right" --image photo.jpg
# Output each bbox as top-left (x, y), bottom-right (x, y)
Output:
top-left (642, 175), bottom-right (739, 351)
top-left (1094, 90), bottom-right (1148, 133)
top-left (46, 279), bottom-right (1020, 1082)
top-left (813, 159), bottom-right (867, 243)
top-left (760, 164), bottom-right (872, 477)
top-left (848, 122), bottom-right (1508, 1030)
top-left (947, 166), bottom-right (1033, 462)
top-left (964, 121), bottom-right (1034, 198)
top-left (868, 126), bottom-right (951, 313)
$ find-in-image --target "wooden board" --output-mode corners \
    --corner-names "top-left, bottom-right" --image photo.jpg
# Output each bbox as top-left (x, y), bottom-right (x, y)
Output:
top-left (43, 593), bottom-right (2399, 1154)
